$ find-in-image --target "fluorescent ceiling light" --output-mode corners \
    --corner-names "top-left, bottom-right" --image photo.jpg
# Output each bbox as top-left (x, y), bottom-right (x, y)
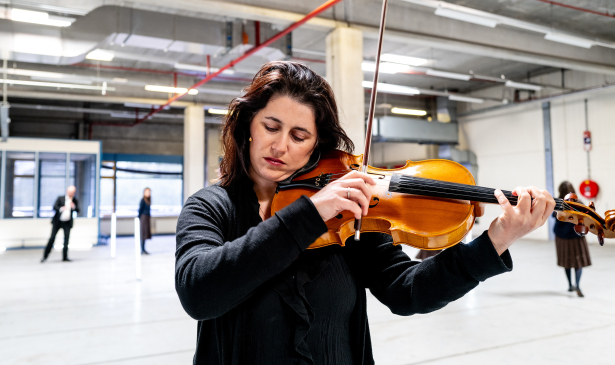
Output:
top-left (0, 78), bottom-right (115, 91)
top-left (10, 9), bottom-right (73, 27)
top-left (208, 108), bottom-right (229, 115)
top-left (7, 69), bottom-right (63, 79)
top-left (0, 247), bottom-right (6, 252)
top-left (86, 49), bottom-right (115, 61)
top-left (391, 107), bottom-right (427, 116)
top-left (544, 33), bottom-right (594, 49)
top-left (448, 94), bottom-right (484, 103)
top-left (175, 63), bottom-right (235, 75)
top-left (380, 54), bottom-right (429, 66)
top-left (361, 61), bottom-right (410, 74)
top-left (362, 81), bottom-right (420, 96)
top-left (504, 80), bottom-right (542, 91)
top-left (426, 69), bottom-right (471, 81)
top-left (434, 7), bottom-right (498, 28)
top-left (145, 85), bottom-right (198, 95)
top-left (112, 78), bottom-right (128, 83)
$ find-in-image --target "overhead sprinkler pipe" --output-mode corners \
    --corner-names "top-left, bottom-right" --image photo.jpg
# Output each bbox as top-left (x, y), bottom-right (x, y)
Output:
top-left (534, 0), bottom-right (615, 19)
top-left (135, 0), bottom-right (345, 125)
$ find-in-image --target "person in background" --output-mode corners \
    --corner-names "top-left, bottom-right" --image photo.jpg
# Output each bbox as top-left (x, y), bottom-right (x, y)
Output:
top-left (42, 186), bottom-right (79, 263)
top-left (139, 187), bottom-right (152, 255)
top-left (554, 181), bottom-right (591, 297)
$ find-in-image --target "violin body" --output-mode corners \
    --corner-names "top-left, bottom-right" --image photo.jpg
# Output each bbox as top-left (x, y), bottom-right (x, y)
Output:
top-left (271, 150), bottom-right (484, 250)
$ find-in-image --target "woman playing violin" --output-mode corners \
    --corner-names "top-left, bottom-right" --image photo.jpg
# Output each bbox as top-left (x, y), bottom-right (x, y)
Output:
top-left (175, 61), bottom-right (556, 364)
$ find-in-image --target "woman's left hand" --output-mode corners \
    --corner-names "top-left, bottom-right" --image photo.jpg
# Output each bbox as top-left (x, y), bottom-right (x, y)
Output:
top-left (488, 186), bottom-right (555, 255)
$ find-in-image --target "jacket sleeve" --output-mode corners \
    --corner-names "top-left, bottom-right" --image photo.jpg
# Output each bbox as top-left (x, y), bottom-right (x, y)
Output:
top-left (53, 197), bottom-right (63, 212)
top-left (346, 231), bottom-right (512, 316)
top-left (138, 199), bottom-right (144, 216)
top-left (175, 189), bottom-right (328, 321)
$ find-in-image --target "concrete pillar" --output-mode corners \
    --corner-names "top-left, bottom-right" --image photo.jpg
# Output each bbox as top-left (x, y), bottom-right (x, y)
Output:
top-left (205, 125), bottom-right (222, 186)
top-left (326, 27), bottom-right (365, 155)
top-left (183, 104), bottom-right (205, 200)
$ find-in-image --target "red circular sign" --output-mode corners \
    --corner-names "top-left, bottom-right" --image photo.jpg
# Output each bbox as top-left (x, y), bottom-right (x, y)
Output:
top-left (579, 180), bottom-right (599, 199)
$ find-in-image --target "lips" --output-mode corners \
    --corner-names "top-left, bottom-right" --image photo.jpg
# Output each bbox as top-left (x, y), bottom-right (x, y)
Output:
top-left (264, 157), bottom-right (285, 166)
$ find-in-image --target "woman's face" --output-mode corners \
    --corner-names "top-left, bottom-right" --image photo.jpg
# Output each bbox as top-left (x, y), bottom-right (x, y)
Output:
top-left (144, 189), bottom-right (151, 198)
top-left (249, 95), bottom-right (317, 185)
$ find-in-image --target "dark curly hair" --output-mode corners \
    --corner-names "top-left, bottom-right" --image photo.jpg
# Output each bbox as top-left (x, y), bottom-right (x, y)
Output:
top-left (218, 61), bottom-right (354, 187)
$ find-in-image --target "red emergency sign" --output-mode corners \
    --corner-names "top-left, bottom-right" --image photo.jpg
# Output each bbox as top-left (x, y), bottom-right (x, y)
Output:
top-left (583, 130), bottom-right (591, 152)
top-left (579, 180), bottom-right (599, 199)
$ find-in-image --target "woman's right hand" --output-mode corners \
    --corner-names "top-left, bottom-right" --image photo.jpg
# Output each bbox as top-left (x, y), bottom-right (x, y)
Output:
top-left (309, 171), bottom-right (376, 222)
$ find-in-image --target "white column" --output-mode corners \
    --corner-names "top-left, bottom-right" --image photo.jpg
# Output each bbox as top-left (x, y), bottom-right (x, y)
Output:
top-left (134, 217), bottom-right (141, 281)
top-left (184, 104), bottom-right (205, 199)
top-left (110, 212), bottom-right (116, 258)
top-left (326, 27), bottom-right (365, 155)
top-left (205, 125), bottom-right (222, 186)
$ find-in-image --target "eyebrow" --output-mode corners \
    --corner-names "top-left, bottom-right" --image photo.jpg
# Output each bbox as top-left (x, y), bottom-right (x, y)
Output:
top-left (265, 116), bottom-right (313, 135)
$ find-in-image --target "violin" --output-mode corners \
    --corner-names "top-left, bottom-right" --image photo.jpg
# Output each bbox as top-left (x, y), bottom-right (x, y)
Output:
top-left (272, 150), bottom-right (615, 250)
top-left (275, 0), bottom-right (614, 250)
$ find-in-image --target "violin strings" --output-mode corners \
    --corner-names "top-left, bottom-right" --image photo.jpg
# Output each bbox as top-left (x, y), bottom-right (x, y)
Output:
top-left (307, 170), bottom-right (585, 215)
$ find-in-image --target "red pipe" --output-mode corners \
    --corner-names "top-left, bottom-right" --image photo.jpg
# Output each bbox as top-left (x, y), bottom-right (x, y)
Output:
top-left (136, 0), bottom-right (344, 125)
top-left (535, 0), bottom-right (615, 19)
top-left (255, 21), bottom-right (261, 47)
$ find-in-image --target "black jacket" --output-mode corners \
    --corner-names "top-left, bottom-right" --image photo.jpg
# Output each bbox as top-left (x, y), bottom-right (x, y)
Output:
top-left (175, 180), bottom-right (513, 364)
top-left (138, 198), bottom-right (151, 217)
top-left (51, 196), bottom-right (80, 228)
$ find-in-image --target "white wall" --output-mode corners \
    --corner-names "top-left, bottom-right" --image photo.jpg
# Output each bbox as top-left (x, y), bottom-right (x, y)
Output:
top-left (460, 86), bottom-right (615, 243)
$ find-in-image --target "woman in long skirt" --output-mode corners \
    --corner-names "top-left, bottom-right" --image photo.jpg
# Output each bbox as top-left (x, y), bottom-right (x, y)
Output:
top-left (554, 181), bottom-right (591, 297)
top-left (139, 188), bottom-right (152, 255)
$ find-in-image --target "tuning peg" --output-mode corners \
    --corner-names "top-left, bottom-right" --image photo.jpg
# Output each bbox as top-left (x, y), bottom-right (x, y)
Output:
top-left (574, 217), bottom-right (589, 237)
top-left (574, 225), bottom-right (589, 236)
top-left (564, 193), bottom-right (578, 202)
top-left (598, 231), bottom-right (605, 246)
top-left (589, 202), bottom-right (596, 210)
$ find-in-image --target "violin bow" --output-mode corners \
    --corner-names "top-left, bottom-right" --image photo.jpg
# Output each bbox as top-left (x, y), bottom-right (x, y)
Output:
top-left (354, 0), bottom-right (389, 241)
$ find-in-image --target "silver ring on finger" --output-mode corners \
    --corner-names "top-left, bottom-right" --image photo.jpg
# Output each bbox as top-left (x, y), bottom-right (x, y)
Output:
top-left (347, 187), bottom-right (351, 200)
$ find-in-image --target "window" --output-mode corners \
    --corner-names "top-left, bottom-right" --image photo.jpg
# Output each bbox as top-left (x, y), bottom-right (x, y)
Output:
top-left (4, 152), bottom-right (35, 218)
top-left (69, 154), bottom-right (97, 218)
top-left (38, 153), bottom-right (67, 218)
top-left (112, 161), bottom-right (183, 217)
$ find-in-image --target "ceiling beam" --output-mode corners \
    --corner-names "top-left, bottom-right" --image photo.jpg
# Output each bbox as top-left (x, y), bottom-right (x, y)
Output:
top-left (114, 0), bottom-right (615, 76)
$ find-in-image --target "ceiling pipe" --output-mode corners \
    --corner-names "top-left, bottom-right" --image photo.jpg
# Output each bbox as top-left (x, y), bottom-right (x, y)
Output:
top-left (135, 0), bottom-right (344, 125)
top-left (459, 81), bottom-right (615, 117)
top-left (72, 63), bottom-right (255, 83)
top-left (534, 0), bottom-right (615, 19)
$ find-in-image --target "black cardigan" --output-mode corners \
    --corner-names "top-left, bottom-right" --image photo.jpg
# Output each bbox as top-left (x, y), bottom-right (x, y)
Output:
top-left (175, 180), bottom-right (513, 364)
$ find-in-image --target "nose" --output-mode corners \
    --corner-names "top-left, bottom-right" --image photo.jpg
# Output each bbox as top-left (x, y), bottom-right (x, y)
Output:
top-left (271, 133), bottom-right (289, 155)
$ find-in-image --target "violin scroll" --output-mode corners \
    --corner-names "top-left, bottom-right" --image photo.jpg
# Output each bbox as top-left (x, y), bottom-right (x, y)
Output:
top-left (557, 201), bottom-right (615, 243)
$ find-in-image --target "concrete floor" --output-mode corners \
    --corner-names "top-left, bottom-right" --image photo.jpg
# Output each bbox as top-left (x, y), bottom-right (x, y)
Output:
top-left (1, 235), bottom-right (614, 365)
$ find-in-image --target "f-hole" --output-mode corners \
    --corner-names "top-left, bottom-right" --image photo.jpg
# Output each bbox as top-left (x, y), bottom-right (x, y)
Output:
top-left (369, 197), bottom-right (379, 208)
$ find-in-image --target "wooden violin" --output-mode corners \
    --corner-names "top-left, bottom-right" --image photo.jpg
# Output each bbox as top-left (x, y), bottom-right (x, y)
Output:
top-left (271, 150), bottom-right (615, 250)
top-left (274, 0), bottom-right (614, 250)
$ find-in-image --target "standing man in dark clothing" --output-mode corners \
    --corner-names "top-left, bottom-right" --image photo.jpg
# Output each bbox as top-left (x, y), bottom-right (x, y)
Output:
top-left (41, 186), bottom-right (79, 262)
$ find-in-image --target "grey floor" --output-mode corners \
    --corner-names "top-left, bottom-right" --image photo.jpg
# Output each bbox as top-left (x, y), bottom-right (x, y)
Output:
top-left (1, 235), bottom-right (614, 365)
